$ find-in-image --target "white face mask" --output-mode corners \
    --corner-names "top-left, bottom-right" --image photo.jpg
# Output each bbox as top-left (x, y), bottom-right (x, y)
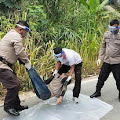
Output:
top-left (56, 57), bottom-right (63, 62)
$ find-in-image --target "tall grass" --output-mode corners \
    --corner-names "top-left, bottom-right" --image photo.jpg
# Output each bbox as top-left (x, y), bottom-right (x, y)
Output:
top-left (0, 0), bottom-right (119, 92)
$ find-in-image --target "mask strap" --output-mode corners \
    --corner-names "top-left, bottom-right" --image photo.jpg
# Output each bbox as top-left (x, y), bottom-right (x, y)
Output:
top-left (108, 25), bottom-right (119, 29)
top-left (53, 51), bottom-right (64, 57)
top-left (16, 24), bottom-right (30, 31)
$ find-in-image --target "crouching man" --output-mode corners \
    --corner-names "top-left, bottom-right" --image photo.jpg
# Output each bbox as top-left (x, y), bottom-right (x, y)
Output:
top-left (52, 47), bottom-right (82, 103)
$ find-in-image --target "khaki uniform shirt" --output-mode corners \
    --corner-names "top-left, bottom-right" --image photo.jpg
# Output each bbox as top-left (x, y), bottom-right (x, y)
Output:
top-left (48, 74), bottom-right (67, 98)
top-left (0, 29), bottom-right (29, 71)
top-left (99, 31), bottom-right (120, 64)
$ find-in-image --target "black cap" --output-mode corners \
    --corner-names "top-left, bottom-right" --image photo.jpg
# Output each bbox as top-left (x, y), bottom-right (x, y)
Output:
top-left (53, 47), bottom-right (62, 54)
top-left (110, 19), bottom-right (119, 26)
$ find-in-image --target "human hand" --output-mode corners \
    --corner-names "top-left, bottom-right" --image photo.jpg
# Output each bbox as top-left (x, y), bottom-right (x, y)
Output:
top-left (25, 61), bottom-right (31, 70)
top-left (27, 53), bottom-right (32, 59)
top-left (97, 59), bottom-right (101, 66)
top-left (52, 70), bottom-right (58, 76)
top-left (56, 96), bottom-right (63, 104)
top-left (66, 76), bottom-right (72, 82)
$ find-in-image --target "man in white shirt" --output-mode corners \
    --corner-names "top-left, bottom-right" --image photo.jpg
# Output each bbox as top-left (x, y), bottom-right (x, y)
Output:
top-left (53, 47), bottom-right (82, 103)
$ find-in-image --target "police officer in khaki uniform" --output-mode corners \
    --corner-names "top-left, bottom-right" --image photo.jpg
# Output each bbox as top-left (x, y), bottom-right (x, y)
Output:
top-left (0, 21), bottom-right (31, 116)
top-left (90, 19), bottom-right (120, 101)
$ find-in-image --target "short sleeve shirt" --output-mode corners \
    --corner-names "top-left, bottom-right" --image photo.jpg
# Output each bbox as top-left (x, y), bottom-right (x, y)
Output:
top-left (61, 48), bottom-right (82, 66)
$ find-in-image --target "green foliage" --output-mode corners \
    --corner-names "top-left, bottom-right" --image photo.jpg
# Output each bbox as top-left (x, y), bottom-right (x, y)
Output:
top-left (98, 0), bottom-right (109, 11)
top-left (38, 0), bottom-right (62, 21)
top-left (79, 0), bottom-right (109, 13)
top-left (0, 16), bottom-right (14, 33)
top-left (0, 0), bottom-right (21, 14)
top-left (0, 0), bottom-right (119, 93)
top-left (27, 5), bottom-right (48, 32)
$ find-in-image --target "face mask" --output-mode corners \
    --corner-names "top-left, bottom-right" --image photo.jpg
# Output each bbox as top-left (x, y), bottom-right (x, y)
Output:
top-left (108, 25), bottom-right (119, 34)
top-left (56, 57), bottom-right (63, 62)
top-left (111, 30), bottom-right (118, 34)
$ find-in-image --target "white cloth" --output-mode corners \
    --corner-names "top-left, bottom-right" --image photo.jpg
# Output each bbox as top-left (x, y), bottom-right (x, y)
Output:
top-left (62, 48), bottom-right (82, 66)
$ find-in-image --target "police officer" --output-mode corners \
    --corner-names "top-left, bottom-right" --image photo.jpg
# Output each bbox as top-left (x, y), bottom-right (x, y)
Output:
top-left (90, 19), bottom-right (120, 101)
top-left (53, 47), bottom-right (82, 103)
top-left (0, 21), bottom-right (31, 116)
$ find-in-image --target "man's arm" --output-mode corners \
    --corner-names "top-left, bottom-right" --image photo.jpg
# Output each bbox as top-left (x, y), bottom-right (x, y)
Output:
top-left (61, 81), bottom-right (68, 96)
top-left (56, 81), bottom-right (67, 104)
top-left (55, 61), bottom-right (61, 71)
top-left (98, 34), bottom-right (106, 60)
top-left (65, 64), bottom-right (75, 82)
top-left (69, 65), bottom-right (75, 76)
top-left (53, 61), bottom-right (61, 76)
top-left (44, 76), bottom-right (54, 85)
top-left (11, 38), bottom-right (29, 63)
top-left (12, 39), bottom-right (31, 69)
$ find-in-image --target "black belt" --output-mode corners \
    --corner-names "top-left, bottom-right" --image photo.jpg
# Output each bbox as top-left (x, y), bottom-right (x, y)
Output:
top-left (0, 56), bottom-right (13, 68)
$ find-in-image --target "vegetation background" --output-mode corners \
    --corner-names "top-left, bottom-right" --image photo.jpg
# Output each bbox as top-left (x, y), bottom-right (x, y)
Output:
top-left (0, 0), bottom-right (119, 96)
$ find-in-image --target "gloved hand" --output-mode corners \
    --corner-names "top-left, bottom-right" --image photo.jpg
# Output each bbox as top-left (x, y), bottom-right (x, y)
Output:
top-left (97, 59), bottom-right (101, 66)
top-left (66, 76), bottom-right (72, 82)
top-left (25, 61), bottom-right (31, 70)
top-left (61, 76), bottom-right (71, 85)
top-left (52, 70), bottom-right (58, 76)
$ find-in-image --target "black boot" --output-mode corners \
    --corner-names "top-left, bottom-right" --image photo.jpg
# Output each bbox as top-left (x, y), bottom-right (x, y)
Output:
top-left (4, 107), bottom-right (20, 116)
top-left (90, 91), bottom-right (101, 98)
top-left (15, 105), bottom-right (28, 111)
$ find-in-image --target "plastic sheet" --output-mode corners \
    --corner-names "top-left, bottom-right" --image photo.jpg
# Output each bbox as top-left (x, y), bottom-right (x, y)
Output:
top-left (3, 90), bottom-right (113, 120)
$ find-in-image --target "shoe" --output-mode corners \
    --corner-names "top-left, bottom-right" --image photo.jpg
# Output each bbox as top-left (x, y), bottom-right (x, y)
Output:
top-left (4, 108), bottom-right (20, 116)
top-left (15, 105), bottom-right (28, 111)
top-left (90, 91), bottom-right (101, 98)
top-left (73, 97), bottom-right (79, 103)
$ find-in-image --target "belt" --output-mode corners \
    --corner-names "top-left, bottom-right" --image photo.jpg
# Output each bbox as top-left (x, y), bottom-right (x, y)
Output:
top-left (0, 56), bottom-right (13, 68)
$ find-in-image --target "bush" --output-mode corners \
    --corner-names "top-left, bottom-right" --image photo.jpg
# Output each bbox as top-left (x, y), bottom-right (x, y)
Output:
top-left (0, 0), bottom-right (21, 14)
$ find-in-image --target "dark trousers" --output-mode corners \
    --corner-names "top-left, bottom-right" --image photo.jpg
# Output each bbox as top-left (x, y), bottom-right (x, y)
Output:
top-left (58, 62), bottom-right (82, 98)
top-left (96, 62), bottom-right (120, 92)
top-left (0, 68), bottom-right (20, 109)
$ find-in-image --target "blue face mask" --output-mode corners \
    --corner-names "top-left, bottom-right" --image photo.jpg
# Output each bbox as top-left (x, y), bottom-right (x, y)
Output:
top-left (111, 30), bottom-right (118, 34)
top-left (56, 57), bottom-right (63, 62)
